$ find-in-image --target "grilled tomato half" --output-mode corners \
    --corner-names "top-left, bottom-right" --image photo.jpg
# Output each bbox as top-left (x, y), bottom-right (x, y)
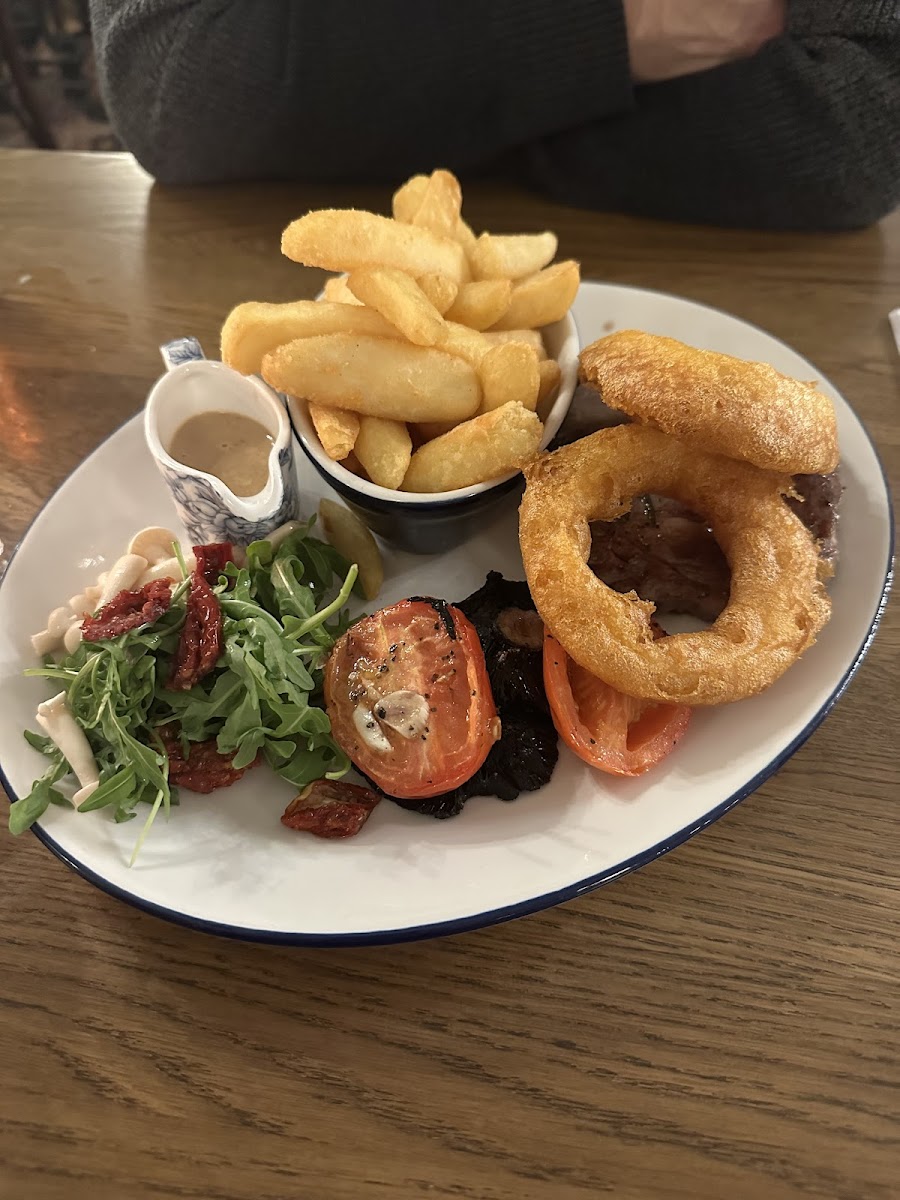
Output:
top-left (324, 598), bottom-right (499, 799)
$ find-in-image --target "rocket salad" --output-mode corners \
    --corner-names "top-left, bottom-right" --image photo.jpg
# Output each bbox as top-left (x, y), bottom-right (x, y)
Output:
top-left (10, 520), bottom-right (358, 861)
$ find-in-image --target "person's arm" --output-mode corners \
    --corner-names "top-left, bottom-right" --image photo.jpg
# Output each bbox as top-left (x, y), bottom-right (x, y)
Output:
top-left (89, 1), bottom-right (635, 185)
top-left (528, 1), bottom-right (900, 230)
top-left (90, 1), bottom-right (899, 230)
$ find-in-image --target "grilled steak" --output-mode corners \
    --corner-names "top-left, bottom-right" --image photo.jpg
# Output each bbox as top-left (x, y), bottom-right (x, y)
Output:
top-left (588, 474), bottom-right (841, 624)
top-left (786, 472), bottom-right (841, 564)
top-left (556, 386), bottom-right (841, 623)
top-left (588, 496), bottom-right (730, 622)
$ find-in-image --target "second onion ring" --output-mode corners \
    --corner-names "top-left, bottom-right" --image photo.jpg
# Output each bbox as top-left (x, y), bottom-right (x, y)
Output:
top-left (519, 424), bottom-right (832, 706)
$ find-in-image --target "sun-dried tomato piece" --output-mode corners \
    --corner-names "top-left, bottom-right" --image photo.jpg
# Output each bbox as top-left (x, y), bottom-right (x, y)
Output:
top-left (158, 724), bottom-right (259, 793)
top-left (168, 572), bottom-right (223, 690)
top-left (82, 579), bottom-right (172, 642)
top-left (281, 780), bottom-right (381, 839)
top-left (193, 542), bottom-right (234, 586)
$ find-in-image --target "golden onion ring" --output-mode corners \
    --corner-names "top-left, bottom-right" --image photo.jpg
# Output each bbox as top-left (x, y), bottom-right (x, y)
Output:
top-left (579, 330), bottom-right (839, 476)
top-left (519, 424), bottom-right (831, 706)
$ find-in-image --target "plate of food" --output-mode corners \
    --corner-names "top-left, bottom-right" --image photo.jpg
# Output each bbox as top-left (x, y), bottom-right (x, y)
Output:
top-left (1, 171), bottom-right (892, 945)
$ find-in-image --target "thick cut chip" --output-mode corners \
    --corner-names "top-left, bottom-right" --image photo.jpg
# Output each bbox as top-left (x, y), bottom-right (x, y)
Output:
top-left (262, 333), bottom-right (481, 422)
top-left (354, 416), bottom-right (413, 489)
top-left (416, 272), bottom-right (458, 314)
top-left (481, 328), bottom-right (547, 359)
top-left (393, 172), bottom-right (475, 257)
top-left (220, 299), bottom-right (398, 375)
top-left (282, 209), bottom-right (467, 283)
top-left (347, 266), bottom-right (446, 346)
top-left (491, 261), bottom-right (581, 330)
top-left (411, 169), bottom-right (463, 239)
top-left (479, 342), bottom-right (541, 413)
top-left (402, 402), bottom-right (542, 492)
top-left (438, 321), bottom-right (492, 368)
top-left (309, 403), bottom-right (359, 461)
top-left (536, 359), bottom-right (562, 419)
top-left (446, 279), bottom-right (512, 330)
top-left (454, 218), bottom-right (478, 258)
top-left (392, 174), bottom-right (429, 223)
top-left (321, 275), bottom-right (362, 305)
top-left (471, 232), bottom-right (558, 281)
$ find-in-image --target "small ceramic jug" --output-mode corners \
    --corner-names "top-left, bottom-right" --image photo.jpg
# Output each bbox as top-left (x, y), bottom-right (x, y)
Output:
top-left (144, 338), bottom-right (298, 546)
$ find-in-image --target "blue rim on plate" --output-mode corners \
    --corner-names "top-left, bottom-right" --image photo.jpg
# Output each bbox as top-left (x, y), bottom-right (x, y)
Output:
top-left (0, 294), bottom-right (894, 946)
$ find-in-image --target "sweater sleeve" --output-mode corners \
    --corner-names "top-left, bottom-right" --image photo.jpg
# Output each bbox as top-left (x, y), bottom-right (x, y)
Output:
top-left (88, 0), bottom-right (634, 185)
top-left (525, 1), bottom-right (900, 230)
top-left (89, 0), bottom-right (899, 231)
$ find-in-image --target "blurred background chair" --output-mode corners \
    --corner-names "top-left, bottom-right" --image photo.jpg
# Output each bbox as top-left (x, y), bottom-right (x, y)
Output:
top-left (0, 0), bottom-right (115, 150)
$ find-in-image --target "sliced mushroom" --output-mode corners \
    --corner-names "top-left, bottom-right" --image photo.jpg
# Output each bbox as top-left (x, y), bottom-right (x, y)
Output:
top-left (47, 606), bottom-right (78, 639)
top-left (35, 692), bottom-right (99, 805)
top-left (139, 553), bottom-right (195, 586)
top-left (68, 592), bottom-right (90, 616)
top-left (63, 621), bottom-right (84, 655)
top-left (496, 607), bottom-right (544, 650)
top-left (97, 554), bottom-right (148, 607)
top-left (68, 583), bottom-right (103, 615)
top-left (127, 526), bottom-right (180, 566)
top-left (266, 521), bottom-right (303, 550)
top-left (30, 628), bottom-right (59, 657)
top-left (73, 781), bottom-right (99, 807)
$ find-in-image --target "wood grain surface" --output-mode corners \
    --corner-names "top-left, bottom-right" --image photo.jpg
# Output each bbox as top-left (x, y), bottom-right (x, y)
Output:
top-left (0, 150), bottom-right (897, 1200)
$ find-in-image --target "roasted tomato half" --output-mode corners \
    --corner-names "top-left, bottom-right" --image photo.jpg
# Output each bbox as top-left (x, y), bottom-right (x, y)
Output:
top-left (325, 598), bottom-right (499, 799)
top-left (543, 633), bottom-right (691, 777)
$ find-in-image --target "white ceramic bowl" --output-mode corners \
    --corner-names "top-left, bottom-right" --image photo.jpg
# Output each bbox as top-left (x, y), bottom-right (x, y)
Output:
top-left (287, 312), bottom-right (580, 553)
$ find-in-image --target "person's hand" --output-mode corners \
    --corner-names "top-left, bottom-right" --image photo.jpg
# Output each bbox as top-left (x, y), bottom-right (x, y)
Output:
top-left (625, 0), bottom-right (786, 83)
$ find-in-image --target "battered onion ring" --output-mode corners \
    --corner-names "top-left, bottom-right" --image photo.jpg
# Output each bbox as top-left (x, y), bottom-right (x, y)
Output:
top-left (579, 331), bottom-right (839, 476)
top-left (519, 424), bottom-right (831, 706)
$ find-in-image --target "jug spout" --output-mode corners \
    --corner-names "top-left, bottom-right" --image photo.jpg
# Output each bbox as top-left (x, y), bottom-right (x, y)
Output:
top-left (144, 338), bottom-right (299, 547)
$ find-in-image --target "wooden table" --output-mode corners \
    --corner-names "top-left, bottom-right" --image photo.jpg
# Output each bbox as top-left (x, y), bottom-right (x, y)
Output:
top-left (1, 149), bottom-right (897, 1200)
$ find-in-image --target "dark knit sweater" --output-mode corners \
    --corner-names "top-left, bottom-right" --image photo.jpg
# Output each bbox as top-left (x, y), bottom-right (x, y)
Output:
top-left (89, 1), bottom-right (900, 230)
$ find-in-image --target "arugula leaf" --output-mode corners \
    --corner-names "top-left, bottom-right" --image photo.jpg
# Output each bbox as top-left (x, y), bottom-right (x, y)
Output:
top-left (9, 787), bottom-right (54, 835)
top-left (231, 728), bottom-right (267, 771)
top-left (270, 555), bottom-right (314, 622)
top-left (77, 766), bottom-right (138, 812)
top-left (129, 788), bottom-right (165, 866)
top-left (217, 675), bottom-right (262, 750)
top-left (267, 700), bottom-right (332, 739)
top-left (9, 755), bottom-right (70, 835)
top-left (266, 739), bottom-right (349, 789)
top-left (23, 729), bottom-right (53, 755)
top-left (47, 791), bottom-right (75, 809)
top-left (261, 738), bottom-right (297, 763)
top-left (15, 517), bottom-right (359, 857)
top-left (289, 564), bottom-right (358, 640)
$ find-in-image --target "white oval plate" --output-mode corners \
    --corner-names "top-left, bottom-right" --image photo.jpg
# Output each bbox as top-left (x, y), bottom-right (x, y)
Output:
top-left (0, 284), bottom-right (892, 944)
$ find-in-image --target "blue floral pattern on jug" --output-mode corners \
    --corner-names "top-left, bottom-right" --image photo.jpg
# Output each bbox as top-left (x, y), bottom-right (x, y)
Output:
top-left (155, 338), bottom-right (299, 547)
top-left (162, 446), bottom-right (298, 546)
top-left (160, 336), bottom-right (206, 369)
